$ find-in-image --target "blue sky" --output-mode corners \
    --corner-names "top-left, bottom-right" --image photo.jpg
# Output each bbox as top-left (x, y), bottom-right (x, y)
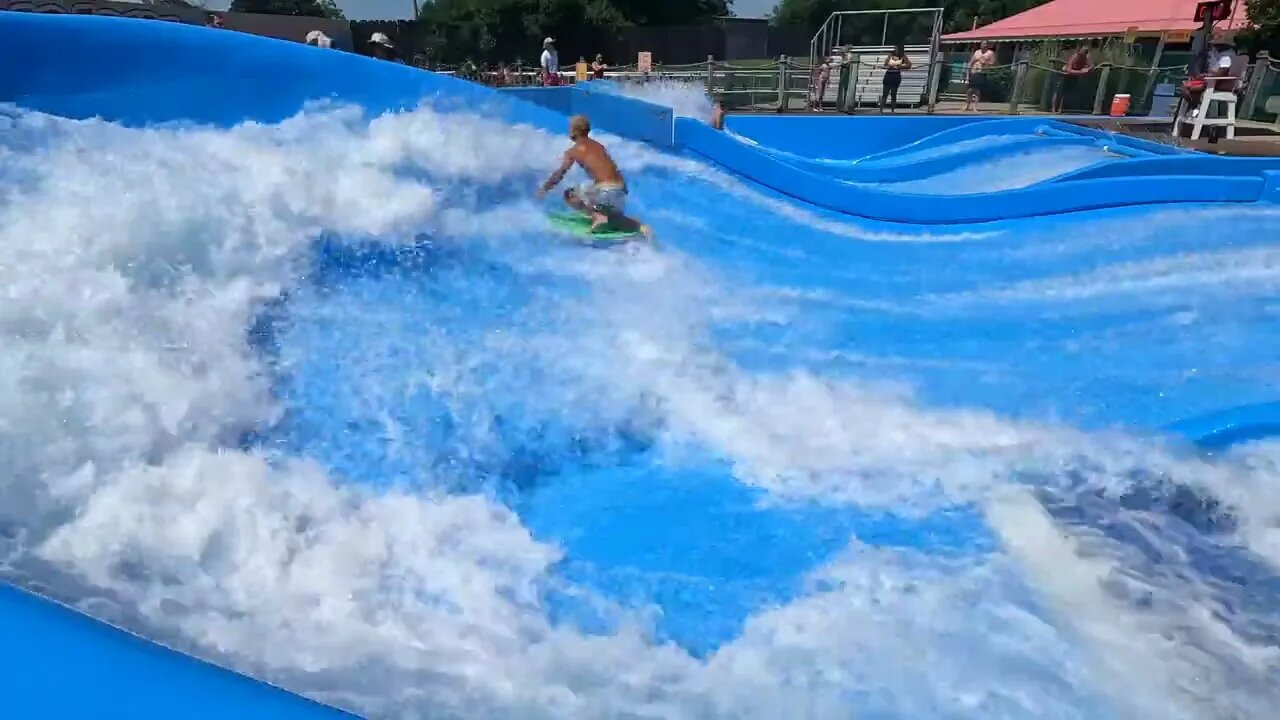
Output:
top-left (207, 0), bottom-right (777, 21)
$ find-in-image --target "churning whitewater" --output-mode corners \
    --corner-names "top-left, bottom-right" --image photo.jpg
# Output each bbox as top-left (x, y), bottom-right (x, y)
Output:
top-left (0, 100), bottom-right (1279, 720)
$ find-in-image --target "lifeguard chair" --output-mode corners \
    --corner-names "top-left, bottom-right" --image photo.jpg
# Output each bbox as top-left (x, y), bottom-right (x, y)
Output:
top-left (1173, 74), bottom-right (1239, 140)
top-left (1172, 0), bottom-right (1240, 140)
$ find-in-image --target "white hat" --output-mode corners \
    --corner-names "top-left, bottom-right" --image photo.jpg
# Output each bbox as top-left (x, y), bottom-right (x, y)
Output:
top-left (305, 30), bottom-right (332, 48)
top-left (543, 37), bottom-right (555, 45)
top-left (369, 32), bottom-right (394, 48)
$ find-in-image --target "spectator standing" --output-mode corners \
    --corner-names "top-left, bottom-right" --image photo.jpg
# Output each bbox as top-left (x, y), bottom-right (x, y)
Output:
top-left (964, 41), bottom-right (995, 111)
top-left (592, 53), bottom-right (607, 79)
top-left (880, 44), bottom-right (912, 113)
top-left (1053, 43), bottom-right (1092, 113)
top-left (811, 59), bottom-right (831, 111)
top-left (541, 37), bottom-right (560, 86)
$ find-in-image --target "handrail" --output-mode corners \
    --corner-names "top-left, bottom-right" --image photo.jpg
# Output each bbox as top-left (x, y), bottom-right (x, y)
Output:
top-left (447, 53), bottom-right (1200, 115)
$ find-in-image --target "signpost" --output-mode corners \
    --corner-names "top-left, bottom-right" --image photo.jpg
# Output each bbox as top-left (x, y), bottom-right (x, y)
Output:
top-left (1190, 0), bottom-right (1232, 75)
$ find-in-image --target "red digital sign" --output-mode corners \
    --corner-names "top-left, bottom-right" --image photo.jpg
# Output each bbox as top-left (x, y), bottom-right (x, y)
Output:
top-left (1194, 0), bottom-right (1232, 22)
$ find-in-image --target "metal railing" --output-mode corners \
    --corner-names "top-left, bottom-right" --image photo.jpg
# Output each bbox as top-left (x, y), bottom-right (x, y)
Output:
top-left (429, 58), bottom-right (821, 112)
top-left (966, 60), bottom-right (1191, 116)
top-left (809, 9), bottom-right (944, 112)
top-left (421, 53), bottom-right (1280, 121)
top-left (1241, 51), bottom-right (1280, 124)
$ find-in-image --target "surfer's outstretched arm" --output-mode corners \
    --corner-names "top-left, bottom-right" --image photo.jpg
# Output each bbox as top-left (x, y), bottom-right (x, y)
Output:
top-left (536, 151), bottom-right (575, 198)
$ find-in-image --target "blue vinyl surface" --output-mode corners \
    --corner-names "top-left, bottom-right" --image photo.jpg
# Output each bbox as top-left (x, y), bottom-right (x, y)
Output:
top-left (1, 11), bottom-right (1278, 720)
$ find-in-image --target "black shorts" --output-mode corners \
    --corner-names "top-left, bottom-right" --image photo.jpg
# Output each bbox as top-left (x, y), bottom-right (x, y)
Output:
top-left (883, 71), bottom-right (902, 90)
top-left (969, 72), bottom-right (987, 99)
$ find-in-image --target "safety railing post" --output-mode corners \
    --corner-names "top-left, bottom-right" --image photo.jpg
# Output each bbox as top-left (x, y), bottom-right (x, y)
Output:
top-left (706, 55), bottom-right (715, 92)
top-left (779, 55), bottom-right (789, 112)
top-left (1039, 66), bottom-right (1056, 111)
top-left (1093, 65), bottom-right (1111, 115)
top-left (926, 9), bottom-right (942, 113)
top-left (1008, 60), bottom-right (1028, 115)
top-left (1242, 51), bottom-right (1271, 120)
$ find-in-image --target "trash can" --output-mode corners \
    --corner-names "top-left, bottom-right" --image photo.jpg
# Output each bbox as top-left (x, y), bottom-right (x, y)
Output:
top-left (1149, 83), bottom-right (1177, 118)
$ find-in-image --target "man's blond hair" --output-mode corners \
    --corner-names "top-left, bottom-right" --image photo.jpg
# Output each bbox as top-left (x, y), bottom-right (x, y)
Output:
top-left (569, 115), bottom-right (591, 136)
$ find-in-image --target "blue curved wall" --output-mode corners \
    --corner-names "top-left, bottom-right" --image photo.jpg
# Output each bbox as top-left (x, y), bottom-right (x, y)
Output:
top-left (570, 82), bottom-right (674, 148)
top-left (724, 114), bottom-right (991, 160)
top-left (763, 134), bottom-right (1101, 183)
top-left (0, 12), bottom-right (563, 131)
top-left (674, 118), bottom-right (1265, 224)
top-left (3, 10), bottom-right (1279, 717)
top-left (1165, 402), bottom-right (1280, 450)
top-left (0, 583), bottom-right (353, 718)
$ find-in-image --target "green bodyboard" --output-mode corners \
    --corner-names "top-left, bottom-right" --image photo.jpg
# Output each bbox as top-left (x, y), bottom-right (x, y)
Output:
top-left (547, 211), bottom-right (643, 245)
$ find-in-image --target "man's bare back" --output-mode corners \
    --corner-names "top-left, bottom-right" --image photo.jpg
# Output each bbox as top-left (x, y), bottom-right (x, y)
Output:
top-left (566, 137), bottom-right (624, 187)
top-left (537, 115), bottom-right (650, 238)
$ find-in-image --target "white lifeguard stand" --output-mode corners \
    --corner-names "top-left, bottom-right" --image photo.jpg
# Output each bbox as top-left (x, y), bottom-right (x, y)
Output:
top-left (1173, 78), bottom-right (1238, 140)
top-left (1173, 0), bottom-right (1240, 140)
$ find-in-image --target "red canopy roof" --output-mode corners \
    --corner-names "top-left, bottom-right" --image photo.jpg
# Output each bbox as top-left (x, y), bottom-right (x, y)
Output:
top-left (942, 0), bottom-right (1245, 42)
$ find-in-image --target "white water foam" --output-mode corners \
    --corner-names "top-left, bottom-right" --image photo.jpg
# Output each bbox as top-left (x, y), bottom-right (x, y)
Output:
top-left (0, 102), bottom-right (1277, 720)
top-left (591, 78), bottom-right (715, 120)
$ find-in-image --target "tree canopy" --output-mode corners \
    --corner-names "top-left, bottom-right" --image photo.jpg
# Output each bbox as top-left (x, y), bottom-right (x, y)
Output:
top-left (1239, 0), bottom-right (1280, 54)
top-left (387, 0), bottom-right (731, 64)
top-left (228, 0), bottom-right (345, 19)
top-left (770, 0), bottom-right (1052, 35)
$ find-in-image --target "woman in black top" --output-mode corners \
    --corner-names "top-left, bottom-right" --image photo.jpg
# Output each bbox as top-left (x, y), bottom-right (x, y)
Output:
top-left (880, 44), bottom-right (912, 113)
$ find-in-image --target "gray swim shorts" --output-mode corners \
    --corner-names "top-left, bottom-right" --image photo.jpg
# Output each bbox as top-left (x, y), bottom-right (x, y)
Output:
top-left (581, 182), bottom-right (627, 213)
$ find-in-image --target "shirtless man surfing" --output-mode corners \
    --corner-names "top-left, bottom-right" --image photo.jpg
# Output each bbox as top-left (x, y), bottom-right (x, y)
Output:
top-left (536, 115), bottom-right (650, 238)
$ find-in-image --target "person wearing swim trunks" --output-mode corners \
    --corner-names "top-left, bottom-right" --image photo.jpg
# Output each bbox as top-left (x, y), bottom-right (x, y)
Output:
top-left (536, 115), bottom-right (651, 238)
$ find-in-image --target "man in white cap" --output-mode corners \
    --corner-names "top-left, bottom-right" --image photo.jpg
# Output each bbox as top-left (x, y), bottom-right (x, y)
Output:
top-left (305, 30), bottom-right (333, 49)
top-left (368, 32), bottom-right (403, 64)
top-left (540, 37), bottom-right (559, 86)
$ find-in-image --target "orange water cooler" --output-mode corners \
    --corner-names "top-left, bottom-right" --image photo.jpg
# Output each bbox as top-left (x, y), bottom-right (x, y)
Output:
top-left (1110, 94), bottom-right (1131, 117)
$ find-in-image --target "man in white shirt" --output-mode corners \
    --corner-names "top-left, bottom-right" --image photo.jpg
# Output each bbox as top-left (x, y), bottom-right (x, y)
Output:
top-left (540, 37), bottom-right (560, 86)
top-left (1208, 37), bottom-right (1240, 90)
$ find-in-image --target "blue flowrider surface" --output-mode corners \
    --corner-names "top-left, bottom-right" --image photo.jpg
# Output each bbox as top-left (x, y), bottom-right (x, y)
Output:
top-left (1, 12), bottom-right (1279, 720)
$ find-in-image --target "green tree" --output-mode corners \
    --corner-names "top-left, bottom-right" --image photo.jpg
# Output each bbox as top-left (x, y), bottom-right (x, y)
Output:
top-left (404, 0), bottom-right (731, 64)
top-left (228, 0), bottom-right (345, 19)
top-left (770, 0), bottom-right (1051, 35)
top-left (770, 0), bottom-right (941, 45)
top-left (1239, 0), bottom-right (1280, 54)
top-left (944, 0), bottom-right (1053, 34)
top-left (610, 0), bottom-right (731, 25)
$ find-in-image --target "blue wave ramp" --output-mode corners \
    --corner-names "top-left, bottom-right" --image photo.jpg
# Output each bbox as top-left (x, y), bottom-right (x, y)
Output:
top-left (2, 11), bottom-right (1278, 720)
top-left (677, 117), bottom-right (1280, 223)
